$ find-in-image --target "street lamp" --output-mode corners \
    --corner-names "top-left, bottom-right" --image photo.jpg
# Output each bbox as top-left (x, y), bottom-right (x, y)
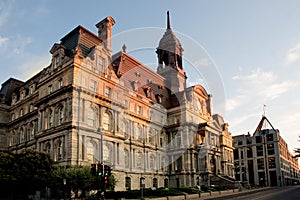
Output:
top-left (198, 143), bottom-right (210, 187)
top-left (63, 178), bottom-right (66, 200)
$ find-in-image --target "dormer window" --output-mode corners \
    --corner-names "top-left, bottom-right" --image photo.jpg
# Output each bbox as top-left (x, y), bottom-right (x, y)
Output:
top-left (98, 56), bottom-right (105, 72)
top-left (29, 85), bottom-right (35, 94)
top-left (53, 55), bottom-right (60, 68)
top-left (131, 81), bottom-right (138, 91)
top-left (12, 95), bottom-right (17, 104)
top-left (156, 94), bottom-right (162, 103)
top-left (135, 72), bottom-right (141, 77)
top-left (20, 90), bottom-right (25, 100)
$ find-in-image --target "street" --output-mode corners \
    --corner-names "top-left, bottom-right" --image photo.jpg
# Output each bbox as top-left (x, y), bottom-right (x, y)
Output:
top-left (219, 186), bottom-right (300, 200)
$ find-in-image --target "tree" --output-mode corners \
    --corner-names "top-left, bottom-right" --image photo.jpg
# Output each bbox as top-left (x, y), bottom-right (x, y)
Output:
top-left (294, 136), bottom-right (300, 158)
top-left (0, 149), bottom-right (53, 199)
top-left (51, 165), bottom-right (98, 198)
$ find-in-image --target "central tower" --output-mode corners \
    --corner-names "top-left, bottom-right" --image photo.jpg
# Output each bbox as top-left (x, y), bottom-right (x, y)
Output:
top-left (156, 11), bottom-right (186, 93)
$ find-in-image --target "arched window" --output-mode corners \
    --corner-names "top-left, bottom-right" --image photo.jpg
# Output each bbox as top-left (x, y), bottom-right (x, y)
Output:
top-left (30, 122), bottom-right (35, 140)
top-left (124, 149), bottom-right (129, 168)
top-left (13, 129), bottom-right (18, 145)
top-left (140, 177), bottom-right (145, 189)
top-left (86, 140), bottom-right (96, 162)
top-left (45, 142), bottom-right (51, 154)
top-left (164, 178), bottom-right (169, 188)
top-left (103, 144), bottom-right (111, 163)
top-left (103, 111), bottom-right (112, 131)
top-left (125, 177), bottom-right (131, 190)
top-left (58, 106), bottom-right (64, 125)
top-left (136, 152), bottom-right (143, 169)
top-left (153, 178), bottom-right (158, 188)
top-left (135, 125), bottom-right (142, 141)
top-left (55, 140), bottom-right (63, 161)
top-left (149, 154), bottom-right (155, 170)
top-left (87, 106), bottom-right (95, 127)
top-left (124, 120), bottom-right (129, 138)
top-left (48, 109), bottom-right (53, 128)
top-left (11, 113), bottom-right (15, 121)
top-left (161, 156), bottom-right (166, 171)
top-left (19, 128), bottom-right (25, 143)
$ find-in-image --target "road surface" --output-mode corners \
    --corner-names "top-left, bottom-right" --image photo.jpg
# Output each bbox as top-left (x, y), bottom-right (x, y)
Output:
top-left (220, 185), bottom-right (300, 200)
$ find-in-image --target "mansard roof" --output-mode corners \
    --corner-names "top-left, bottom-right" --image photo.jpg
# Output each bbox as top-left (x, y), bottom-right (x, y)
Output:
top-left (60, 25), bottom-right (103, 57)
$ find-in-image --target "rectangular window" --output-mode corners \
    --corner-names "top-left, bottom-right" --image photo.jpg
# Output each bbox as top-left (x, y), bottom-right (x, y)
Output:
top-left (54, 56), bottom-right (60, 68)
top-left (256, 145), bottom-right (263, 156)
top-left (256, 136), bottom-right (262, 143)
top-left (48, 85), bottom-right (53, 94)
top-left (247, 147), bottom-right (253, 158)
top-left (98, 57), bottom-right (105, 72)
top-left (19, 108), bottom-right (23, 117)
top-left (268, 157), bottom-right (276, 168)
top-left (257, 158), bottom-right (264, 170)
top-left (137, 105), bottom-right (142, 115)
top-left (89, 80), bottom-right (96, 92)
top-left (267, 134), bottom-right (274, 142)
top-left (267, 143), bottom-right (275, 155)
top-left (105, 87), bottom-right (111, 98)
top-left (58, 79), bottom-right (63, 88)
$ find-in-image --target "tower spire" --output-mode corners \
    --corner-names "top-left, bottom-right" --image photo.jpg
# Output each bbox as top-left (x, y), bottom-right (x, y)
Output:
top-left (167, 11), bottom-right (171, 29)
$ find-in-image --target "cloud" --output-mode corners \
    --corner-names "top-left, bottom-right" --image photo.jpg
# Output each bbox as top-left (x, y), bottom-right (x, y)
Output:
top-left (0, 36), bottom-right (8, 48)
top-left (12, 36), bottom-right (32, 55)
top-left (286, 43), bottom-right (300, 65)
top-left (194, 57), bottom-right (211, 67)
top-left (226, 68), bottom-right (297, 112)
top-left (0, 1), bottom-right (13, 28)
top-left (17, 54), bottom-right (51, 80)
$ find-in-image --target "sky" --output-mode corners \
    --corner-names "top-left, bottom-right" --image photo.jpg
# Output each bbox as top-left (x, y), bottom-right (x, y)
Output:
top-left (1, 0), bottom-right (300, 155)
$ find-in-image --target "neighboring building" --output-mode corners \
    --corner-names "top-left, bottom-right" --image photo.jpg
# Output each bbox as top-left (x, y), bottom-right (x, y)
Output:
top-left (0, 13), bottom-right (234, 191)
top-left (233, 116), bottom-right (300, 187)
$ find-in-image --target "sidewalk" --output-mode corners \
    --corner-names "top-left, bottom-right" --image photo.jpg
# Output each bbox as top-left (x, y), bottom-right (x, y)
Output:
top-left (196, 187), bottom-right (274, 200)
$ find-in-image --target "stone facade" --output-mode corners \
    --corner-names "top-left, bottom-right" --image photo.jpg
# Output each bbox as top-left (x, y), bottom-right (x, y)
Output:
top-left (0, 13), bottom-right (234, 191)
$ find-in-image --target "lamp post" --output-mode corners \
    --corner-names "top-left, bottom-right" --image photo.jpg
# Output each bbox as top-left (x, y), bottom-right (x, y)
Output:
top-left (97, 127), bottom-right (105, 200)
top-left (198, 143), bottom-right (210, 187)
top-left (63, 178), bottom-right (66, 200)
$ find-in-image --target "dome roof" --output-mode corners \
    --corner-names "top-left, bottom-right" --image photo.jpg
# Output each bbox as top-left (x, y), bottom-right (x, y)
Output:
top-left (158, 29), bottom-right (183, 55)
top-left (157, 11), bottom-right (183, 55)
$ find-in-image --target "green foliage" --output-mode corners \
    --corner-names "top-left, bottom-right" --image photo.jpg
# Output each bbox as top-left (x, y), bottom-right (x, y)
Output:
top-left (0, 149), bottom-right (53, 198)
top-left (93, 187), bottom-right (186, 199)
top-left (50, 165), bottom-right (98, 198)
top-left (176, 186), bottom-right (200, 194)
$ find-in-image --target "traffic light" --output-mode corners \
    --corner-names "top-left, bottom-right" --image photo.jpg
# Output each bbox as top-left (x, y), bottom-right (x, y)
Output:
top-left (91, 164), bottom-right (96, 176)
top-left (97, 163), bottom-right (104, 176)
top-left (104, 176), bottom-right (108, 184)
top-left (104, 165), bottom-right (111, 177)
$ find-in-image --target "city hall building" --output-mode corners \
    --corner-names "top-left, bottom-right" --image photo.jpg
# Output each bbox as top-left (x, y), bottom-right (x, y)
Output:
top-left (0, 13), bottom-right (234, 191)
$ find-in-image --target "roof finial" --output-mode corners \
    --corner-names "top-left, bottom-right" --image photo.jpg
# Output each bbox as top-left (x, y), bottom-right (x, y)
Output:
top-left (167, 11), bottom-right (171, 29)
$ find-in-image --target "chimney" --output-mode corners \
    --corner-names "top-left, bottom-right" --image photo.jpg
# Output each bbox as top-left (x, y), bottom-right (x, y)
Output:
top-left (96, 16), bottom-right (115, 53)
